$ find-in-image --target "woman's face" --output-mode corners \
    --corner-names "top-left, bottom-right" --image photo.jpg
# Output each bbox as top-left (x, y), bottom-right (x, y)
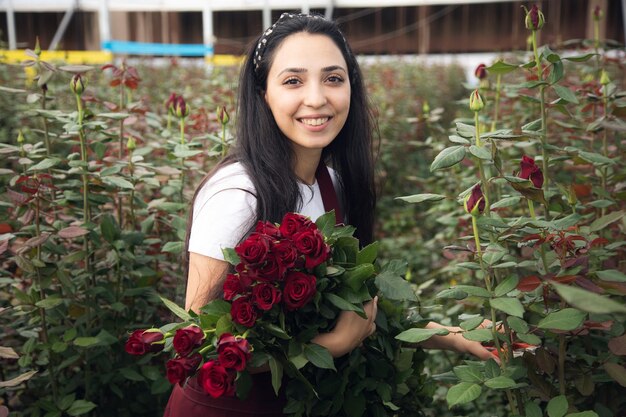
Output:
top-left (264, 32), bottom-right (351, 159)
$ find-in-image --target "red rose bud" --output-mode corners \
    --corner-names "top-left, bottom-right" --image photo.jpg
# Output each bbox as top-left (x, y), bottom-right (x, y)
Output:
top-left (272, 239), bottom-right (298, 271)
top-left (293, 228), bottom-right (330, 269)
top-left (469, 89), bottom-right (484, 112)
top-left (593, 6), bottom-right (603, 21)
top-left (70, 74), bottom-right (85, 96)
top-left (174, 96), bottom-right (190, 118)
top-left (217, 333), bottom-right (252, 372)
top-left (235, 233), bottom-right (271, 265)
top-left (519, 155), bottom-right (544, 188)
top-left (283, 271), bottom-right (317, 311)
top-left (172, 325), bottom-right (205, 357)
top-left (525, 5), bottom-right (545, 30)
top-left (230, 296), bottom-right (258, 327)
top-left (252, 282), bottom-right (282, 311)
top-left (223, 274), bottom-right (245, 301)
top-left (166, 92), bottom-right (178, 114)
top-left (125, 329), bottom-right (164, 355)
top-left (474, 64), bottom-right (487, 80)
top-left (216, 106), bottom-right (230, 125)
top-left (279, 213), bottom-right (314, 239)
top-left (464, 185), bottom-right (485, 216)
top-left (166, 353), bottom-right (202, 385)
top-left (198, 360), bottom-right (236, 398)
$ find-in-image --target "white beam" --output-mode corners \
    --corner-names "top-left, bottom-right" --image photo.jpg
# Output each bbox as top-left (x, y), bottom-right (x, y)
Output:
top-left (202, 3), bottom-right (214, 57)
top-left (99, 0), bottom-right (111, 45)
top-left (5, 0), bottom-right (17, 49)
top-left (49, 0), bottom-right (77, 50)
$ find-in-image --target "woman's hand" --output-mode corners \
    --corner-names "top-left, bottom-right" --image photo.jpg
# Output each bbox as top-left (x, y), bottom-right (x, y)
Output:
top-left (312, 296), bottom-right (378, 357)
top-left (419, 321), bottom-right (498, 361)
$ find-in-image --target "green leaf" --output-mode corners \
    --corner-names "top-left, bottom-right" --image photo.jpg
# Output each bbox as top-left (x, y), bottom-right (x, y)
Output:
top-left (489, 297), bottom-right (525, 318)
top-left (563, 53), bottom-right (596, 62)
top-left (456, 122), bottom-right (476, 138)
top-left (315, 211), bottom-right (336, 238)
top-left (102, 176), bottom-right (134, 190)
top-left (589, 211), bottom-right (624, 232)
top-left (325, 293), bottom-right (365, 316)
top-left (268, 356), bottom-right (283, 396)
top-left (159, 296), bottom-right (191, 321)
top-left (375, 271), bottom-right (417, 301)
top-left (262, 323), bottom-right (291, 340)
top-left (396, 193), bottom-right (446, 204)
top-left (484, 376), bottom-right (516, 389)
top-left (468, 145), bottom-right (491, 160)
top-left (395, 327), bottom-right (449, 343)
top-left (486, 61), bottom-right (518, 74)
top-left (430, 146), bottom-right (466, 171)
top-left (517, 332), bottom-right (542, 345)
top-left (66, 399), bottom-right (97, 416)
top-left (119, 368), bottom-right (145, 382)
top-left (73, 337), bottom-right (100, 347)
top-left (603, 362), bottom-right (626, 387)
top-left (304, 343), bottom-right (336, 371)
top-left (578, 150), bottom-right (615, 166)
top-left (97, 112), bottom-right (130, 120)
top-left (490, 196), bottom-right (521, 209)
top-left (446, 382), bottom-right (482, 407)
top-left (453, 365), bottom-right (483, 383)
top-left (453, 285), bottom-right (491, 298)
top-left (566, 412), bottom-right (599, 417)
top-left (460, 316), bottom-right (485, 331)
top-left (35, 298), bottom-right (64, 309)
top-left (596, 269), bottom-right (626, 282)
top-left (525, 402), bottom-right (543, 417)
top-left (100, 214), bottom-right (121, 243)
top-left (547, 395), bottom-right (568, 417)
top-left (552, 283), bottom-right (626, 314)
top-left (27, 157), bottom-right (61, 171)
top-left (161, 241), bottom-right (184, 254)
top-left (507, 316), bottom-right (529, 334)
top-left (494, 276), bottom-right (519, 297)
top-left (356, 241), bottom-right (379, 265)
top-left (462, 329), bottom-right (493, 342)
top-left (537, 308), bottom-right (586, 330)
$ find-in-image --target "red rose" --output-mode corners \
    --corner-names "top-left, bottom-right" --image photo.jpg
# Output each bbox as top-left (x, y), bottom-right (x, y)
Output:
top-left (217, 333), bottom-right (252, 372)
top-left (198, 360), bottom-right (236, 398)
top-left (173, 325), bottom-right (205, 357)
top-left (235, 264), bottom-right (257, 287)
top-left (519, 155), bottom-right (544, 188)
top-left (255, 254), bottom-right (284, 282)
top-left (125, 329), bottom-right (164, 355)
top-left (166, 353), bottom-right (202, 385)
top-left (283, 271), bottom-right (317, 311)
top-left (252, 282), bottom-right (282, 311)
top-left (235, 233), bottom-right (271, 265)
top-left (293, 228), bottom-right (329, 269)
top-left (464, 185), bottom-right (485, 215)
top-left (231, 296), bottom-right (258, 327)
top-left (474, 63), bottom-right (487, 80)
top-left (272, 239), bottom-right (298, 270)
top-left (224, 273), bottom-right (245, 301)
top-left (279, 213), bottom-right (313, 239)
top-left (255, 220), bottom-right (282, 239)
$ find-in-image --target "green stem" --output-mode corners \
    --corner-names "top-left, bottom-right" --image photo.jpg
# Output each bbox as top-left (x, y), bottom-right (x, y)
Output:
top-left (475, 111), bottom-right (491, 215)
top-left (528, 199), bottom-right (550, 274)
top-left (532, 30), bottom-right (550, 189)
top-left (221, 123), bottom-right (227, 157)
top-left (117, 87), bottom-right (126, 227)
top-left (490, 73), bottom-right (502, 132)
top-left (180, 117), bottom-right (186, 203)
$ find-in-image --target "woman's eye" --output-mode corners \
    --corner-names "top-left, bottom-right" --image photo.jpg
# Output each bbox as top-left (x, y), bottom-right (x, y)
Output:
top-left (327, 75), bottom-right (344, 84)
top-left (283, 77), bottom-right (301, 85)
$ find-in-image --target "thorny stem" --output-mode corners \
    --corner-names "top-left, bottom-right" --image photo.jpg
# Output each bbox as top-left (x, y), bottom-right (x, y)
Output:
top-left (117, 85), bottom-right (126, 227)
top-left (490, 73), bottom-right (502, 132)
top-left (475, 111), bottom-right (491, 215)
top-left (532, 30), bottom-right (550, 190)
top-left (528, 199), bottom-right (550, 274)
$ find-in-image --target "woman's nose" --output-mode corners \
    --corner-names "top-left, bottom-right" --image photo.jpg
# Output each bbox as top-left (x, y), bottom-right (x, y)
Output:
top-left (303, 83), bottom-right (327, 108)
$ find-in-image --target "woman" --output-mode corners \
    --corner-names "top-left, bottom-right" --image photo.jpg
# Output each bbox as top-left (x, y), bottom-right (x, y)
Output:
top-left (164, 12), bottom-right (491, 417)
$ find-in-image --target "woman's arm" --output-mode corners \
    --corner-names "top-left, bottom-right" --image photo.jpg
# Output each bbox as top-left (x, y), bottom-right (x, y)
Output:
top-left (185, 252), bottom-right (230, 313)
top-left (419, 321), bottom-right (495, 361)
top-left (312, 296), bottom-right (378, 358)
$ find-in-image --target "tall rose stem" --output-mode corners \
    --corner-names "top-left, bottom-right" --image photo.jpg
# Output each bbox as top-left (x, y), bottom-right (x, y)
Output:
top-left (474, 111), bottom-right (491, 214)
top-left (532, 30), bottom-right (549, 190)
top-left (490, 74), bottom-right (502, 132)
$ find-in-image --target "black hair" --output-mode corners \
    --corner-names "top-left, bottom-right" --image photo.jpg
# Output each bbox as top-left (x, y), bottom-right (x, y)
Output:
top-left (186, 13), bottom-right (377, 267)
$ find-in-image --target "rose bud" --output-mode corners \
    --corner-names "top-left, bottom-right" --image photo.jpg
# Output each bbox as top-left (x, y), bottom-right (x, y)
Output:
top-left (70, 74), bottom-right (86, 96)
top-left (124, 329), bottom-right (165, 355)
top-left (469, 89), bottom-right (484, 112)
top-left (230, 296), bottom-right (258, 327)
top-left (198, 360), bottom-right (236, 398)
top-left (464, 185), bottom-right (485, 216)
top-left (34, 36), bottom-right (42, 57)
top-left (126, 136), bottom-right (136, 152)
top-left (165, 92), bottom-right (178, 115)
top-left (174, 96), bottom-right (190, 118)
top-left (600, 70), bottom-right (610, 86)
top-left (217, 333), bottom-right (252, 372)
top-left (474, 64), bottom-right (487, 80)
top-left (172, 325), bottom-right (205, 357)
top-left (593, 6), bottom-right (603, 21)
top-left (216, 105), bottom-right (230, 125)
top-left (525, 5), bottom-right (545, 31)
top-left (166, 353), bottom-right (202, 385)
top-left (519, 155), bottom-right (544, 188)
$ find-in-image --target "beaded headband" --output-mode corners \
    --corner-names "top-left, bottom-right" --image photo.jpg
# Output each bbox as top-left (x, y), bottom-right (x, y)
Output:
top-left (253, 12), bottom-right (324, 72)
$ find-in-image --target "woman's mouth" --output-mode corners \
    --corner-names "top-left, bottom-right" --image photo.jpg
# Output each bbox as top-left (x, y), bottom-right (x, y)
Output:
top-left (299, 117), bottom-right (330, 126)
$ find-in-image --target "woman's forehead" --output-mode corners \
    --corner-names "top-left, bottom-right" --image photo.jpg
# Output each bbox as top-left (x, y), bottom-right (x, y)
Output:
top-left (268, 33), bottom-right (347, 74)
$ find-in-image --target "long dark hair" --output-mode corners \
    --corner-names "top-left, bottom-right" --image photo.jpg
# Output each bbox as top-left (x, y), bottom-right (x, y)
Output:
top-left (187, 13), bottom-right (377, 260)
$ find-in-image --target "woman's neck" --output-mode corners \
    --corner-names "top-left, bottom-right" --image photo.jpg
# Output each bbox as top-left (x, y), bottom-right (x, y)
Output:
top-left (293, 149), bottom-right (322, 185)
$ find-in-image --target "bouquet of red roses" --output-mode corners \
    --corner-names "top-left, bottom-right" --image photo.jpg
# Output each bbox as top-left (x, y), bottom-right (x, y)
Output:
top-left (126, 211), bottom-right (435, 416)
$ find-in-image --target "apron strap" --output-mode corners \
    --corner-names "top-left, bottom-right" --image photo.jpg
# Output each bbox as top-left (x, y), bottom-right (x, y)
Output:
top-left (315, 163), bottom-right (343, 226)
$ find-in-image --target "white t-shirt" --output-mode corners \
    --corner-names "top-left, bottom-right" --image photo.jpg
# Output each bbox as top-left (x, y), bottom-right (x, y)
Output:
top-left (188, 162), bottom-right (340, 260)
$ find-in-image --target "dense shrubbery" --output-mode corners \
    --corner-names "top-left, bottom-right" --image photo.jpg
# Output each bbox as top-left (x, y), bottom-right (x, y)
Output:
top-left (1, 5), bottom-right (624, 416)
